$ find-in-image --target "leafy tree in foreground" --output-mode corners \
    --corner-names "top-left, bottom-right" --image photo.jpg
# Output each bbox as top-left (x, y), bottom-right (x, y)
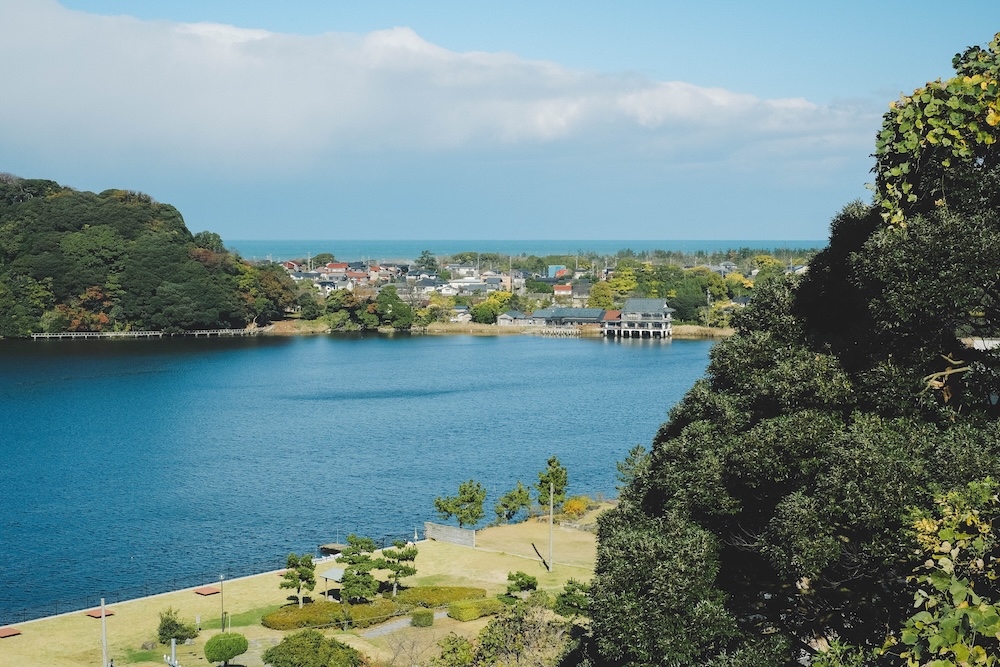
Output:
top-left (535, 456), bottom-right (568, 509)
top-left (279, 553), bottom-right (316, 609)
top-left (587, 280), bottom-right (614, 308)
top-left (203, 632), bottom-right (248, 666)
top-left (338, 534), bottom-right (379, 603)
top-left (379, 540), bottom-right (418, 597)
top-left (494, 481), bottom-right (531, 524)
top-left (434, 479), bottom-right (486, 529)
top-left (157, 606), bottom-right (198, 645)
top-left (506, 571), bottom-right (538, 597)
top-left (587, 33), bottom-right (1000, 667)
top-left (261, 629), bottom-right (362, 667)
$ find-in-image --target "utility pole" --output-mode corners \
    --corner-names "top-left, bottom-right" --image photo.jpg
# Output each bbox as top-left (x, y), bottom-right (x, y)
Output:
top-left (101, 598), bottom-right (108, 667)
top-left (548, 482), bottom-right (554, 573)
top-left (219, 574), bottom-right (225, 633)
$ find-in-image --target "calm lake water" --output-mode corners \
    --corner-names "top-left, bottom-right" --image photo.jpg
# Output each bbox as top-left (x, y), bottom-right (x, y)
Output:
top-left (0, 334), bottom-right (713, 622)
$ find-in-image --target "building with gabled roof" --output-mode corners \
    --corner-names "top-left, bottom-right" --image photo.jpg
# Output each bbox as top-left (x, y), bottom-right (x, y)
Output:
top-left (605, 298), bottom-right (675, 338)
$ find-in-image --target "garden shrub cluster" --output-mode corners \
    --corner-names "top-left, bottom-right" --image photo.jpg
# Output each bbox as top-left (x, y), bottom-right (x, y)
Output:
top-left (340, 598), bottom-right (398, 629)
top-left (448, 597), bottom-right (505, 622)
top-left (261, 598), bottom-right (401, 631)
top-left (394, 586), bottom-right (486, 607)
top-left (261, 601), bottom-right (343, 630)
top-left (411, 608), bottom-right (435, 627)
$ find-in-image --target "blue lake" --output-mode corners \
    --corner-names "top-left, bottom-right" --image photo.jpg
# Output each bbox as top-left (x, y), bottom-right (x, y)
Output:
top-left (0, 334), bottom-right (714, 622)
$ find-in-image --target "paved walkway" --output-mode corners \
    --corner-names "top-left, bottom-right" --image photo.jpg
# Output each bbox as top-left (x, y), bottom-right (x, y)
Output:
top-left (361, 610), bottom-right (448, 638)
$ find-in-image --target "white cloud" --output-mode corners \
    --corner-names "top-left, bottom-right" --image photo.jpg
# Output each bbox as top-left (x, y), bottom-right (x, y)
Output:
top-left (0, 0), bottom-right (879, 180)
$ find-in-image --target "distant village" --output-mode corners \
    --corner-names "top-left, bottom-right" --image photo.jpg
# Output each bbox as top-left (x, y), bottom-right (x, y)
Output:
top-left (279, 254), bottom-right (809, 336)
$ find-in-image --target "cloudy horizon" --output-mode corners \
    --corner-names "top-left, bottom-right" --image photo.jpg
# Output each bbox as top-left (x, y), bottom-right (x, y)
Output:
top-left (0, 1), bottom-right (985, 240)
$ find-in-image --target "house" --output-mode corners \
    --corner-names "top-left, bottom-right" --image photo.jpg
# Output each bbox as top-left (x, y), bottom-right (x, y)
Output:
top-left (497, 310), bottom-right (529, 326)
top-left (553, 284), bottom-right (573, 301)
top-left (445, 263), bottom-right (478, 278)
top-left (450, 306), bottom-right (472, 323)
top-left (606, 298), bottom-right (674, 338)
top-left (529, 307), bottom-right (606, 326)
top-left (571, 281), bottom-right (592, 307)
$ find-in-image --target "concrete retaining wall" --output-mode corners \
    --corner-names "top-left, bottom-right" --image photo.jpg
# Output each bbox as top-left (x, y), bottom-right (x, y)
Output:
top-left (424, 522), bottom-right (476, 548)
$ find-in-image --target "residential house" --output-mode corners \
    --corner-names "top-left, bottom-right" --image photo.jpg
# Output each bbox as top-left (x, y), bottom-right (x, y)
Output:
top-left (497, 310), bottom-right (529, 326)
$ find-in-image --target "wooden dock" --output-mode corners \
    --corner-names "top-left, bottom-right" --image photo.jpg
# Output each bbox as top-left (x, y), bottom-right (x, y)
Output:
top-left (32, 328), bottom-right (267, 340)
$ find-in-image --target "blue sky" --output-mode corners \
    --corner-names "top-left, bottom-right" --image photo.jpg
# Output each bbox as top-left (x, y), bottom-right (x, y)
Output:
top-left (1, 1), bottom-right (994, 241)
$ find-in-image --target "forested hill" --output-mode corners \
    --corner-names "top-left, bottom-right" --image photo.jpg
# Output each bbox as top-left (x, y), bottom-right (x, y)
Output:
top-left (0, 175), bottom-right (297, 337)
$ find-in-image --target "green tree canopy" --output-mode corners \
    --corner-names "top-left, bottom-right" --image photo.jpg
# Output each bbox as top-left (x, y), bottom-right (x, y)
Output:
top-left (494, 481), bottom-right (531, 525)
top-left (587, 33), bottom-right (1000, 667)
top-left (535, 456), bottom-right (568, 508)
top-left (378, 540), bottom-right (418, 597)
top-left (434, 480), bottom-right (486, 529)
top-left (338, 534), bottom-right (379, 604)
top-left (260, 629), bottom-right (362, 667)
top-left (279, 553), bottom-right (316, 609)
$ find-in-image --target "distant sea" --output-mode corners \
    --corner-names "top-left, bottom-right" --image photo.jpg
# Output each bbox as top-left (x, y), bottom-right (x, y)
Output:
top-left (228, 239), bottom-right (827, 263)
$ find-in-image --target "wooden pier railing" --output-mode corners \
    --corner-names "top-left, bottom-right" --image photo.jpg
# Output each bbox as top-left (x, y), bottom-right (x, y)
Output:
top-left (32, 328), bottom-right (269, 340)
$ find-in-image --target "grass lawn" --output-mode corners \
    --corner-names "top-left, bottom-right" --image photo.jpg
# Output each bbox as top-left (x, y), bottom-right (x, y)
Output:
top-left (0, 518), bottom-right (598, 666)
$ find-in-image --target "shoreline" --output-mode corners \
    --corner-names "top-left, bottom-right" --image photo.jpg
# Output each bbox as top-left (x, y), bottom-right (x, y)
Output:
top-left (1, 520), bottom-right (599, 667)
top-left (266, 319), bottom-right (733, 339)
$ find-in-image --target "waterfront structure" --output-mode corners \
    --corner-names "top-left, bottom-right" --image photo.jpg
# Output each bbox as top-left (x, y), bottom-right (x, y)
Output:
top-left (604, 298), bottom-right (674, 338)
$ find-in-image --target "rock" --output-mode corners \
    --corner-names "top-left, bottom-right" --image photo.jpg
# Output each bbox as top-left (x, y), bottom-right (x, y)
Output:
top-left (141, 641), bottom-right (156, 650)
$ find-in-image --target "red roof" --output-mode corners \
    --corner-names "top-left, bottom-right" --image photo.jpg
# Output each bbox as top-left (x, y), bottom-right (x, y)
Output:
top-left (553, 285), bottom-right (572, 293)
top-left (602, 310), bottom-right (621, 321)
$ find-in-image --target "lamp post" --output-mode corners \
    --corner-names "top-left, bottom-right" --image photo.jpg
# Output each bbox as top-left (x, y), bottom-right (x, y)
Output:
top-left (219, 574), bottom-right (225, 633)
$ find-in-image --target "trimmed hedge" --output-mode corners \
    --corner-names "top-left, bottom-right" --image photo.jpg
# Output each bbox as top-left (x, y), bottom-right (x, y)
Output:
top-left (411, 609), bottom-right (434, 627)
top-left (262, 598), bottom-right (400, 631)
top-left (262, 602), bottom-right (343, 630)
top-left (341, 599), bottom-right (399, 629)
top-left (447, 597), bottom-right (505, 622)
top-left (395, 586), bottom-right (487, 608)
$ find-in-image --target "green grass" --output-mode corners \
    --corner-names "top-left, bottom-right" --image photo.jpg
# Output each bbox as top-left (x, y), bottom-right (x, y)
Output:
top-left (123, 647), bottom-right (160, 664)
top-left (201, 603), bottom-right (282, 630)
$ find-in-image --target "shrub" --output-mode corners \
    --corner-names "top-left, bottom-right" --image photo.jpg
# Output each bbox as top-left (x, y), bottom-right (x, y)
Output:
top-left (395, 586), bottom-right (487, 608)
top-left (262, 598), bottom-right (401, 631)
top-left (204, 632), bottom-right (248, 665)
top-left (448, 597), bottom-right (505, 622)
top-left (261, 629), bottom-right (362, 667)
top-left (562, 496), bottom-right (590, 519)
top-left (506, 571), bottom-right (538, 596)
top-left (553, 578), bottom-right (590, 618)
top-left (411, 609), bottom-right (434, 627)
top-left (261, 601), bottom-right (343, 630)
top-left (341, 598), bottom-right (399, 629)
top-left (157, 607), bottom-right (198, 644)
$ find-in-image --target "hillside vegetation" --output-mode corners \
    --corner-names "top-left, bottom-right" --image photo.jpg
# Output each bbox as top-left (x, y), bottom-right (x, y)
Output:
top-left (0, 176), bottom-right (297, 337)
top-left (586, 33), bottom-right (1000, 667)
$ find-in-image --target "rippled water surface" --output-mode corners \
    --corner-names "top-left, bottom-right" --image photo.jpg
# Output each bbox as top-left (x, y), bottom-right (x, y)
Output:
top-left (0, 334), bottom-right (713, 621)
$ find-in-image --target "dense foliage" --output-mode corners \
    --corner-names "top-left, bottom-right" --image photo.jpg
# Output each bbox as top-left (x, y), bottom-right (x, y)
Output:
top-left (260, 629), bottom-right (363, 667)
top-left (322, 285), bottom-right (414, 331)
top-left (0, 176), bottom-right (299, 336)
top-left (279, 552), bottom-right (317, 609)
top-left (156, 606), bottom-right (198, 645)
top-left (587, 34), bottom-right (1000, 667)
top-left (203, 632), bottom-right (248, 666)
